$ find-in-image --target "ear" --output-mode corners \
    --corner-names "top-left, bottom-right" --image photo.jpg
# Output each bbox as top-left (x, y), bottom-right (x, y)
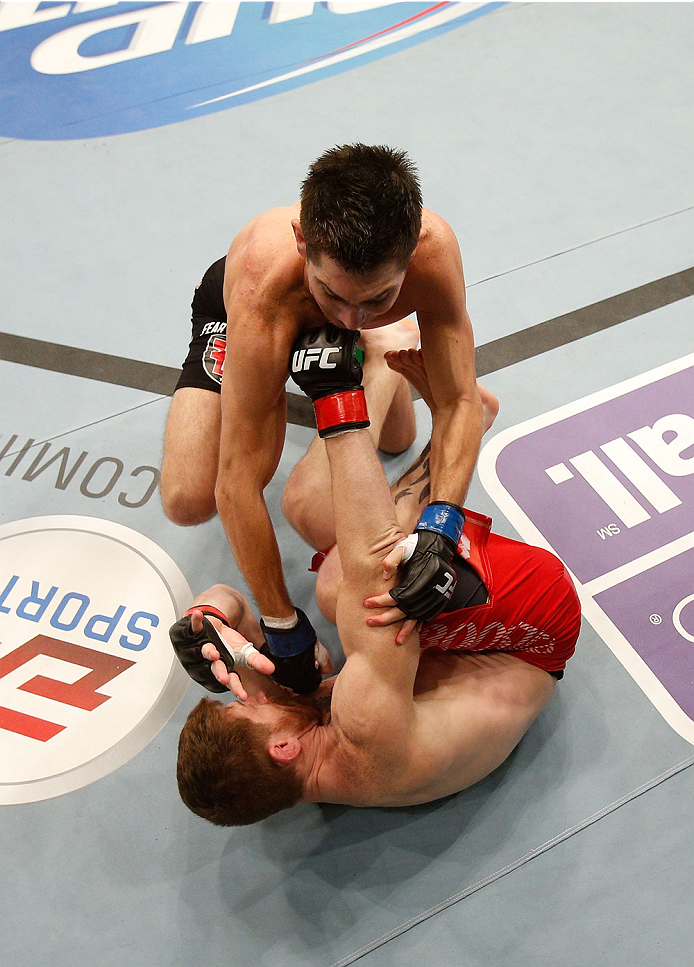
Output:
top-left (291, 219), bottom-right (307, 259)
top-left (268, 735), bottom-right (302, 765)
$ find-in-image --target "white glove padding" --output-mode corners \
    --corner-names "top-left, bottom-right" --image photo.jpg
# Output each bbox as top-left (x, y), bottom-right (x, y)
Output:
top-left (393, 533), bottom-right (419, 564)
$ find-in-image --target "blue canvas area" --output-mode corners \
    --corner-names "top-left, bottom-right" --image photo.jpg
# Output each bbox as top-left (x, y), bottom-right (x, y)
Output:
top-left (353, 757), bottom-right (694, 967)
top-left (0, 360), bottom-right (164, 469)
top-left (474, 297), bottom-right (693, 468)
top-left (467, 207), bottom-right (694, 346)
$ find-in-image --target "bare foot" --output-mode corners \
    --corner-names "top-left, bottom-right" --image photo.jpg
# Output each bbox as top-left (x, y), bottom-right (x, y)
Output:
top-left (385, 348), bottom-right (499, 434)
top-left (385, 348), bottom-right (434, 407)
top-left (479, 383), bottom-right (499, 435)
top-left (359, 317), bottom-right (419, 358)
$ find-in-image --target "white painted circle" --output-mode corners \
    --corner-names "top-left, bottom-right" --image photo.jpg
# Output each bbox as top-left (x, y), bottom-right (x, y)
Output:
top-left (0, 516), bottom-right (191, 803)
top-left (673, 594), bottom-right (694, 644)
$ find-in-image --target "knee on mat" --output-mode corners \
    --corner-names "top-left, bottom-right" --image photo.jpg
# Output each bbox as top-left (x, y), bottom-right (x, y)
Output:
top-left (161, 484), bottom-right (217, 527)
top-left (281, 465), bottom-right (311, 531)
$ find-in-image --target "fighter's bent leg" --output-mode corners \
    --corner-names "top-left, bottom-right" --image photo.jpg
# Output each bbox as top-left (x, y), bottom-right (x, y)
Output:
top-left (282, 318), bottom-right (419, 550)
top-left (160, 387), bottom-right (221, 526)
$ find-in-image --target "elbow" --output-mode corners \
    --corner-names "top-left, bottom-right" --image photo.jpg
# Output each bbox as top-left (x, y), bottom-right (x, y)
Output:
top-left (215, 470), bottom-right (250, 515)
top-left (215, 464), bottom-right (268, 522)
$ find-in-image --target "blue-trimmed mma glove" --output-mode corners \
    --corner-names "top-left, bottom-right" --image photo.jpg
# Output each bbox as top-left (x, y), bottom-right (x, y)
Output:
top-left (258, 608), bottom-right (323, 694)
top-left (390, 503), bottom-right (465, 623)
top-left (290, 324), bottom-right (369, 438)
top-left (169, 608), bottom-right (261, 694)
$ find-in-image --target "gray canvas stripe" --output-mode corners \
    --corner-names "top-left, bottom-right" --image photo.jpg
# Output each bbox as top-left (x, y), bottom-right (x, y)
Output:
top-left (1, 267), bottom-right (691, 426)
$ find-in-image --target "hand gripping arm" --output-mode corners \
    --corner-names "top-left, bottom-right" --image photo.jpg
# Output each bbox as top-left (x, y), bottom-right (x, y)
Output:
top-left (389, 502), bottom-right (465, 622)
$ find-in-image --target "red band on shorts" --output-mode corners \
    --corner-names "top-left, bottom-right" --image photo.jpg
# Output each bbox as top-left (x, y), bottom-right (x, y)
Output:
top-left (309, 545), bottom-right (336, 572)
top-left (184, 605), bottom-right (231, 628)
top-left (313, 390), bottom-right (369, 434)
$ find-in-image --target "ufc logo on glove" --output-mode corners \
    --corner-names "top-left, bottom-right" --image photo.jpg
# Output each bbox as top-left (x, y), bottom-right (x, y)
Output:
top-left (291, 347), bottom-right (340, 372)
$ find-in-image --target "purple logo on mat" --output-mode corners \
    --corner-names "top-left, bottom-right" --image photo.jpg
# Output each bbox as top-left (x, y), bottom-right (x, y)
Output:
top-left (479, 354), bottom-right (694, 744)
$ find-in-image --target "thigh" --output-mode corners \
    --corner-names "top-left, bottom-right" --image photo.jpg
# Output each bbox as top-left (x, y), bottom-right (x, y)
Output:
top-left (161, 387), bottom-right (221, 510)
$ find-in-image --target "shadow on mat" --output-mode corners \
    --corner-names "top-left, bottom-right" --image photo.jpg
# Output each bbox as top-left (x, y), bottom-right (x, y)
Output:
top-left (208, 699), bottom-right (568, 961)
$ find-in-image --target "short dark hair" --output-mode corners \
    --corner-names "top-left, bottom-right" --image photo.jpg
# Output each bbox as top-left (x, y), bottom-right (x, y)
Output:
top-left (176, 698), bottom-right (303, 826)
top-left (300, 143), bottom-right (422, 273)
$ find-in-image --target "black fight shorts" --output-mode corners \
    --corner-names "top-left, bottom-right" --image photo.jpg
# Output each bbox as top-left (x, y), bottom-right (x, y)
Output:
top-left (174, 257), bottom-right (228, 394)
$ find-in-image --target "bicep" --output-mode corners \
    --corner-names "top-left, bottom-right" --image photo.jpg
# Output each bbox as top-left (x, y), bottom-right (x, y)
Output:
top-left (218, 325), bottom-right (290, 485)
top-left (330, 650), bottom-right (416, 750)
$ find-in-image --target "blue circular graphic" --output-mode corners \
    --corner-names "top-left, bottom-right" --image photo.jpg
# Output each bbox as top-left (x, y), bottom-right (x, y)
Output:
top-left (0, 1), bottom-right (503, 140)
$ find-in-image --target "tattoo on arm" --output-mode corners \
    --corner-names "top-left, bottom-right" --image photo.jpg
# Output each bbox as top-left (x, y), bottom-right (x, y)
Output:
top-left (393, 443), bottom-right (431, 506)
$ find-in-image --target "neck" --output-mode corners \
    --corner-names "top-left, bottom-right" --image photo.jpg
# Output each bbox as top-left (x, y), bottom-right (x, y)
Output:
top-left (298, 722), bottom-right (343, 803)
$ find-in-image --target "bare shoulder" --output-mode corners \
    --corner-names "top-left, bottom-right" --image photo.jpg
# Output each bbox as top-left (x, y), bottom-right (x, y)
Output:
top-left (414, 208), bottom-right (461, 263)
top-left (224, 203), bottom-right (304, 314)
top-left (420, 207), bottom-right (459, 243)
top-left (403, 209), bottom-right (464, 313)
top-left (321, 652), bottom-right (556, 807)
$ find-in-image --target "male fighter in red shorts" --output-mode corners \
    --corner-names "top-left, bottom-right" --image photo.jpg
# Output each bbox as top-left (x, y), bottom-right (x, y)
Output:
top-left (172, 329), bottom-right (580, 826)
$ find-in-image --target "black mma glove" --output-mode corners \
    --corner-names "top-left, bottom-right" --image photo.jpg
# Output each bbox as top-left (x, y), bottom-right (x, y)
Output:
top-left (290, 324), bottom-right (370, 438)
top-left (259, 608), bottom-right (323, 694)
top-left (170, 610), bottom-right (238, 693)
top-left (390, 503), bottom-right (465, 623)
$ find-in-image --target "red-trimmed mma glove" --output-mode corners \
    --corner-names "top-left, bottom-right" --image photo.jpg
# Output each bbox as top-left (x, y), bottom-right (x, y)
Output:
top-left (290, 324), bottom-right (369, 438)
top-left (169, 609), bottom-right (260, 693)
top-left (258, 609), bottom-right (323, 694)
top-left (390, 503), bottom-right (465, 623)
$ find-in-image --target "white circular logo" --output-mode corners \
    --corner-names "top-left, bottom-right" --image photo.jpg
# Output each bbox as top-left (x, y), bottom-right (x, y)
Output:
top-left (0, 516), bottom-right (191, 803)
top-left (673, 594), bottom-right (694, 644)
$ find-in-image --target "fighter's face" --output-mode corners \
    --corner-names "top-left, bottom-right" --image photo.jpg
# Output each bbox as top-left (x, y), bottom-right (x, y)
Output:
top-left (225, 690), bottom-right (329, 732)
top-left (305, 253), bottom-right (405, 331)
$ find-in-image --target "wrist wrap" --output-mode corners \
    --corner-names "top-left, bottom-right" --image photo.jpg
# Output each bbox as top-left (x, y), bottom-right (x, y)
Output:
top-left (415, 502), bottom-right (465, 548)
top-left (313, 389), bottom-right (370, 439)
top-left (260, 607), bottom-right (316, 658)
top-left (184, 605), bottom-right (231, 628)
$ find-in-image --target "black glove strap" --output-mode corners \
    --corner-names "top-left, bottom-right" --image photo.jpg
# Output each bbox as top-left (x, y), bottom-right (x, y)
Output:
top-left (259, 641), bottom-right (322, 695)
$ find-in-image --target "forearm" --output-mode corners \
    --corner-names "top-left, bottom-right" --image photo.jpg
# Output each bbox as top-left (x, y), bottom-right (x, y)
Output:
top-left (327, 431), bottom-right (420, 688)
top-left (428, 392), bottom-right (482, 508)
top-left (216, 484), bottom-right (294, 618)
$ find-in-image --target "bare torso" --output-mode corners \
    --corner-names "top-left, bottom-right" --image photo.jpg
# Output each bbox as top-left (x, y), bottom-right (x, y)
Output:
top-left (308, 651), bottom-right (556, 808)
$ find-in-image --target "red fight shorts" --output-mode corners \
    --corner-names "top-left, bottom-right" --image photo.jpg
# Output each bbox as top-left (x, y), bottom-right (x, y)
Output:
top-left (419, 527), bottom-right (581, 677)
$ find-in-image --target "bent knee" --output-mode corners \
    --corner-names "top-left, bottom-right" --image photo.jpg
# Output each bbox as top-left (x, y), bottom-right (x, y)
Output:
top-left (378, 421), bottom-right (417, 455)
top-left (161, 482), bottom-right (217, 527)
top-left (314, 549), bottom-right (342, 626)
top-left (396, 316), bottom-right (420, 348)
top-left (281, 461), bottom-right (319, 533)
top-left (280, 467), bottom-right (306, 531)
